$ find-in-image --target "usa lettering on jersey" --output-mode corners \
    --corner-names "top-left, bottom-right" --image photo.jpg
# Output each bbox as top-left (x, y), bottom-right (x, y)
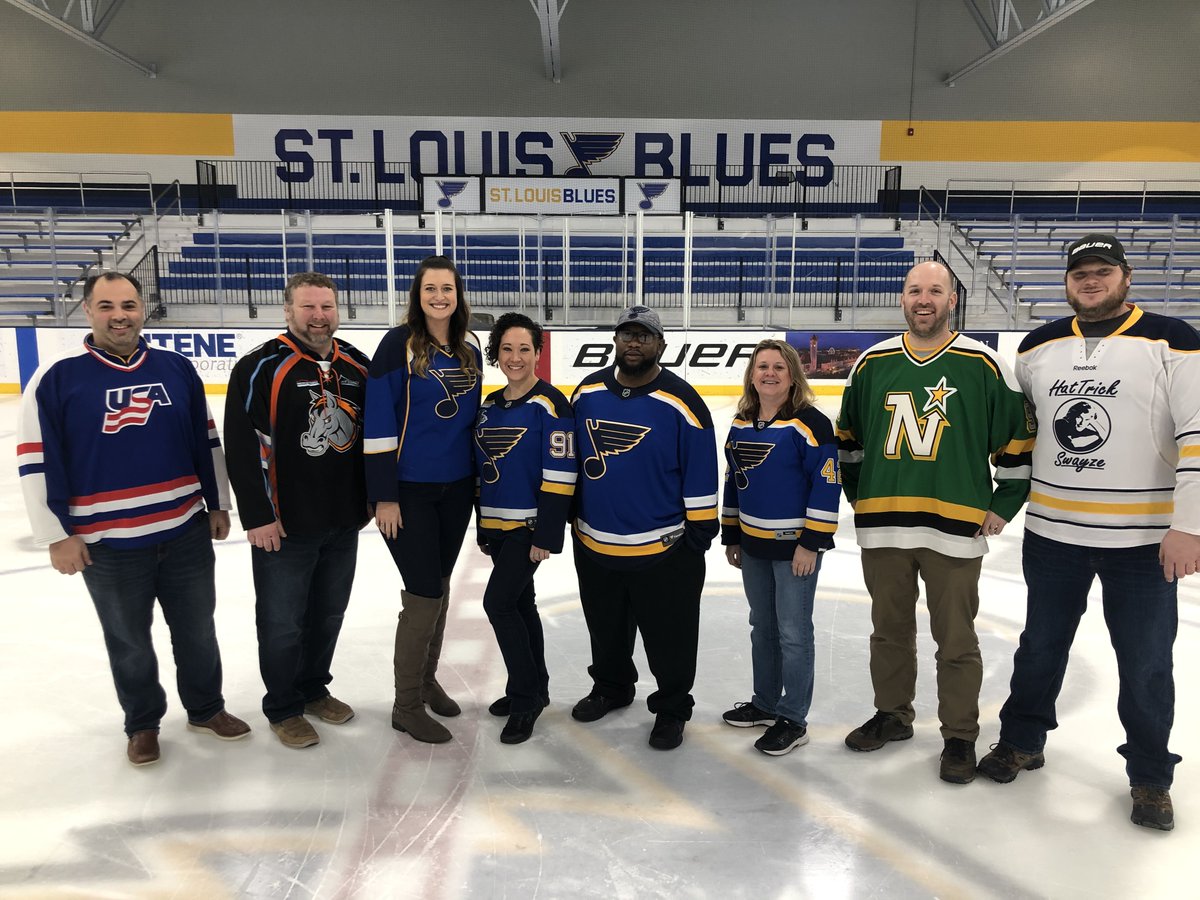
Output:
top-left (102, 383), bottom-right (172, 434)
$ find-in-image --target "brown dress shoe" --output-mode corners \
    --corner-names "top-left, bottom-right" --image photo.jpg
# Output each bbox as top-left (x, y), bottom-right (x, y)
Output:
top-left (127, 730), bottom-right (160, 766)
top-left (270, 716), bottom-right (320, 749)
top-left (187, 710), bottom-right (251, 740)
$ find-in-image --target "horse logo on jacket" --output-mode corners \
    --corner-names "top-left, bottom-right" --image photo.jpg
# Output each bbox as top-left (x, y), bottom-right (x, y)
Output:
top-left (301, 388), bottom-right (360, 456)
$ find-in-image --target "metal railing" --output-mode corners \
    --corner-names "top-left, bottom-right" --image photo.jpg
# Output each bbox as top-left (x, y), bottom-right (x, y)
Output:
top-left (140, 211), bottom-right (915, 327)
top-left (945, 179), bottom-right (1200, 220)
top-left (2, 171), bottom-right (157, 210)
top-left (194, 160), bottom-right (903, 219)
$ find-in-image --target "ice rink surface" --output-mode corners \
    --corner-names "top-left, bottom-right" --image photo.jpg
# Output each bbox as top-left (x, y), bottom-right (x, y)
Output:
top-left (1, 392), bottom-right (1196, 899)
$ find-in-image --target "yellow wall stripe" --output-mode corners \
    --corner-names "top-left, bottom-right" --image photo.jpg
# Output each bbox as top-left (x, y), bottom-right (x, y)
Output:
top-left (0, 112), bottom-right (234, 156)
top-left (880, 121), bottom-right (1200, 163)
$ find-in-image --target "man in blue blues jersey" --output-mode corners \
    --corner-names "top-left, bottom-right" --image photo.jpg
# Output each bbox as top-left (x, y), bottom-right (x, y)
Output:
top-left (569, 305), bottom-right (720, 750)
top-left (17, 272), bottom-right (250, 767)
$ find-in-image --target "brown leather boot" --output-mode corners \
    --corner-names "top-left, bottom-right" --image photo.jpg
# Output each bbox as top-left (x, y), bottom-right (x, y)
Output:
top-left (392, 590), bottom-right (452, 743)
top-left (420, 576), bottom-right (461, 717)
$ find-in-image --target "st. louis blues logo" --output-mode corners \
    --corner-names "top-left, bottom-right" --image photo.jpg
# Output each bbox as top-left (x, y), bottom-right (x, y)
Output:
top-left (432, 367), bottom-right (479, 418)
top-left (102, 383), bottom-right (171, 434)
top-left (474, 426), bottom-right (527, 484)
top-left (560, 132), bottom-right (624, 176)
top-left (728, 441), bottom-right (774, 490)
top-left (582, 419), bottom-right (650, 479)
top-left (637, 182), bottom-right (669, 210)
top-left (436, 180), bottom-right (469, 208)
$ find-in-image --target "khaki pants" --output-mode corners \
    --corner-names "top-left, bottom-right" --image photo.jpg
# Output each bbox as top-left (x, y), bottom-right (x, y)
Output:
top-left (861, 546), bottom-right (983, 742)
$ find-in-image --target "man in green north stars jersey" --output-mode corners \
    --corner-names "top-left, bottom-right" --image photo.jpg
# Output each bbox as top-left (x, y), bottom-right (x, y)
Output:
top-left (835, 260), bottom-right (1035, 785)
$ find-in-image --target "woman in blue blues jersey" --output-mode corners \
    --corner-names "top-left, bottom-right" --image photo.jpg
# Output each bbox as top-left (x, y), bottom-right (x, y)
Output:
top-left (364, 256), bottom-right (483, 744)
top-left (474, 313), bottom-right (576, 744)
top-left (720, 339), bottom-right (840, 756)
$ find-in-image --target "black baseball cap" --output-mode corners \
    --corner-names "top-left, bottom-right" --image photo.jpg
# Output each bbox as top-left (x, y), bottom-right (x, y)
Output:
top-left (1066, 234), bottom-right (1128, 271)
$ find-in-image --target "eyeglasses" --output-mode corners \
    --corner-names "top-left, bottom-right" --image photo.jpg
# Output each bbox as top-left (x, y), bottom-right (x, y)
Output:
top-left (615, 329), bottom-right (658, 345)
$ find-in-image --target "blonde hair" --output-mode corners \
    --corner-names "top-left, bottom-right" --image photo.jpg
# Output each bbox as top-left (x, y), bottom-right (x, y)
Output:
top-left (735, 339), bottom-right (815, 420)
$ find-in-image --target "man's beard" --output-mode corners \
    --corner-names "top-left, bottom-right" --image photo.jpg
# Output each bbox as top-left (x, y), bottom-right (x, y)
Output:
top-left (903, 306), bottom-right (950, 340)
top-left (1067, 280), bottom-right (1129, 322)
top-left (616, 350), bottom-right (658, 378)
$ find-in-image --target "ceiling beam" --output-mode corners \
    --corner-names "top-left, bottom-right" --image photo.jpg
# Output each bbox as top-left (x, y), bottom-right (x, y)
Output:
top-left (530, 0), bottom-right (568, 83)
top-left (946, 0), bottom-right (1098, 86)
top-left (1, 0), bottom-right (155, 77)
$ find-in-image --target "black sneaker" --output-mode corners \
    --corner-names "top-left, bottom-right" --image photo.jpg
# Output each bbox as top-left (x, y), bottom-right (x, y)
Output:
top-left (939, 738), bottom-right (977, 784)
top-left (1130, 786), bottom-right (1174, 832)
top-left (976, 742), bottom-right (1045, 783)
top-left (754, 718), bottom-right (809, 756)
top-left (722, 701), bottom-right (774, 728)
top-left (489, 695), bottom-right (549, 718)
top-left (844, 711), bottom-right (914, 752)
top-left (571, 692), bottom-right (633, 723)
top-left (500, 707), bottom-right (543, 745)
top-left (649, 714), bottom-right (685, 750)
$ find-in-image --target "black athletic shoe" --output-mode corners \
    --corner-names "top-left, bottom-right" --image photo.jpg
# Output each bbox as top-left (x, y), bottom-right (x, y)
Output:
top-left (648, 714), bottom-right (685, 750)
top-left (722, 701), bottom-right (774, 728)
top-left (489, 695), bottom-right (549, 717)
top-left (571, 692), bottom-right (633, 723)
top-left (500, 707), bottom-right (543, 745)
top-left (754, 718), bottom-right (809, 756)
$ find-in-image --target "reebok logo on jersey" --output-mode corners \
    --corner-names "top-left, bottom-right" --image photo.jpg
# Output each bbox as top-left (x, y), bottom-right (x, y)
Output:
top-left (102, 383), bottom-right (172, 434)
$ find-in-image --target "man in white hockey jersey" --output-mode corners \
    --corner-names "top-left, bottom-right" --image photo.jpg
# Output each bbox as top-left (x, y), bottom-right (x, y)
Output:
top-left (977, 234), bottom-right (1200, 832)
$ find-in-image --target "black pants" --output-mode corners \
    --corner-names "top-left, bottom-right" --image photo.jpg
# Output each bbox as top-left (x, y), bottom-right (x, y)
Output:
top-left (483, 530), bottom-right (549, 714)
top-left (383, 477), bottom-right (474, 598)
top-left (573, 541), bottom-right (706, 721)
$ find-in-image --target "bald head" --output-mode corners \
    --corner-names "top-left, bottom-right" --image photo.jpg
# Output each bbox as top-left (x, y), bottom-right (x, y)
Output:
top-left (900, 260), bottom-right (958, 348)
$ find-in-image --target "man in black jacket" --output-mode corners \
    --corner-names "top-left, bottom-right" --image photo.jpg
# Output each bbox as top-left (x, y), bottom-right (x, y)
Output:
top-left (225, 272), bottom-right (372, 749)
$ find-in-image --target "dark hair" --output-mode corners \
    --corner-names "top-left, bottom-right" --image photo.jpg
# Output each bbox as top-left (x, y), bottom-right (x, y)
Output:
top-left (486, 312), bottom-right (543, 366)
top-left (284, 271), bottom-right (337, 304)
top-left (735, 338), bottom-right (815, 420)
top-left (83, 271), bottom-right (141, 302)
top-left (404, 255), bottom-right (476, 376)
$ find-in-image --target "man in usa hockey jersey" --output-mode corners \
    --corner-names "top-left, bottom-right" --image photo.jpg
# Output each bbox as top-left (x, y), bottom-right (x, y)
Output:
top-left (570, 305), bottom-right (719, 751)
top-left (836, 261), bottom-right (1034, 784)
top-left (17, 272), bottom-right (250, 767)
top-left (978, 234), bottom-right (1200, 832)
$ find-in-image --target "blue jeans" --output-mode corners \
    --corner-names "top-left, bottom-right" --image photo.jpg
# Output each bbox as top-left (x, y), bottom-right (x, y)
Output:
top-left (81, 514), bottom-right (225, 736)
top-left (999, 531), bottom-right (1182, 788)
top-left (740, 549), bottom-right (822, 726)
top-left (252, 526), bottom-right (359, 723)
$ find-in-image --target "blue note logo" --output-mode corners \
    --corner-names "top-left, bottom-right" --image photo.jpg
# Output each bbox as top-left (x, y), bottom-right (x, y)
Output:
top-left (436, 180), bottom-right (469, 208)
top-left (636, 182), bottom-right (670, 210)
top-left (560, 132), bottom-right (624, 176)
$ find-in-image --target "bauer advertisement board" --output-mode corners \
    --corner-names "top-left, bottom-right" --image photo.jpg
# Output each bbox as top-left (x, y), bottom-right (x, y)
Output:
top-left (7, 327), bottom-right (1016, 394)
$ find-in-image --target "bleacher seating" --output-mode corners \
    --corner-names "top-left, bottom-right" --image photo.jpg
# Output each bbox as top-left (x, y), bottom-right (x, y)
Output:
top-left (157, 229), bottom-right (915, 315)
top-left (954, 219), bottom-right (1200, 322)
top-left (0, 213), bottom-right (134, 319)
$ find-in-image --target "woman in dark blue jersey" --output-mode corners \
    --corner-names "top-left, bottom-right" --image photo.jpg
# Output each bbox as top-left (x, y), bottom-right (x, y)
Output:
top-left (720, 339), bottom-right (841, 756)
top-left (364, 256), bottom-right (483, 744)
top-left (474, 313), bottom-right (576, 744)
